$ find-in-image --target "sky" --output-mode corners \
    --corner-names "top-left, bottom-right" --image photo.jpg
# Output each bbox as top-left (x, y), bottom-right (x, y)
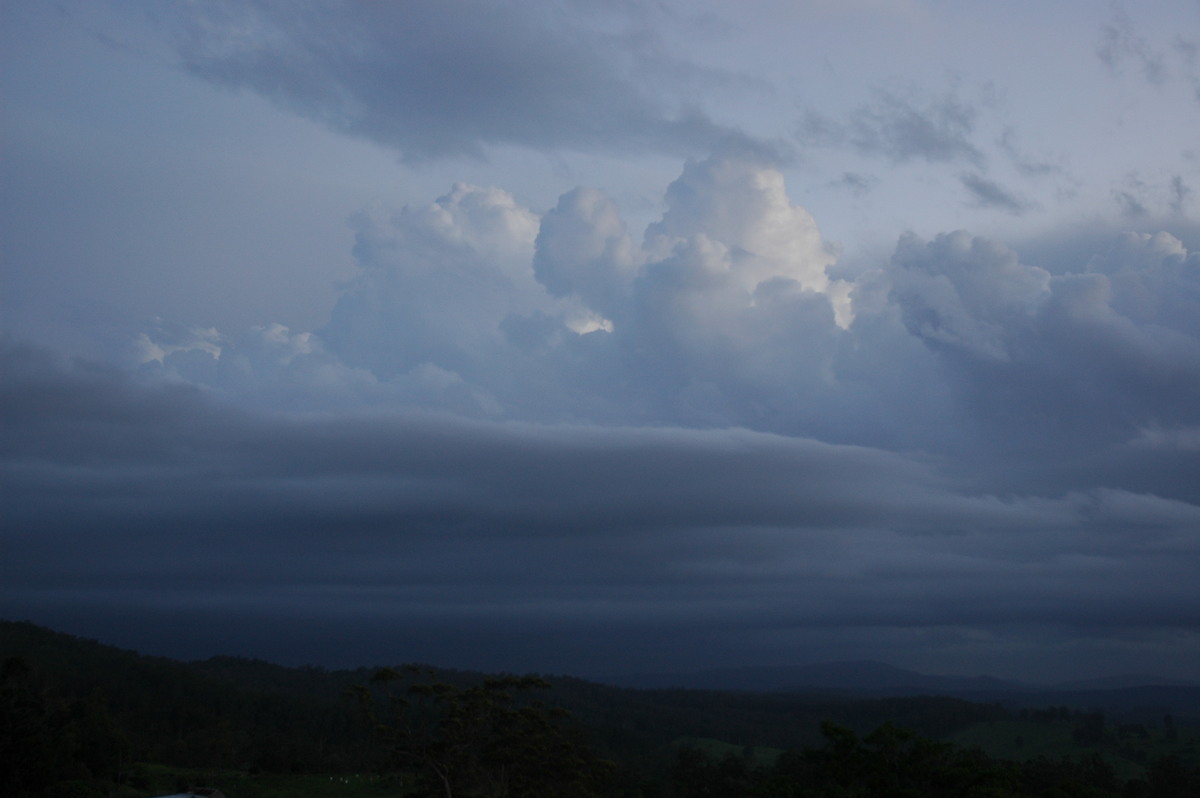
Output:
top-left (2, 0), bottom-right (1199, 684)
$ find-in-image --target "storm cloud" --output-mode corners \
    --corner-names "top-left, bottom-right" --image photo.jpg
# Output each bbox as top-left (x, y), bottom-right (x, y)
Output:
top-left (4, 336), bottom-right (1199, 679)
top-left (3, 0), bottom-right (1199, 683)
top-left (8, 153), bottom-right (1200, 679)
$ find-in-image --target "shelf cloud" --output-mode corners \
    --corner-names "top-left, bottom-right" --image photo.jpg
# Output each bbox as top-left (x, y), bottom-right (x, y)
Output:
top-left (3, 0), bottom-right (1198, 682)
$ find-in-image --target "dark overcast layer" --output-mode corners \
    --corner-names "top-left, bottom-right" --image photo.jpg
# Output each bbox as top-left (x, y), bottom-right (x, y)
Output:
top-left (2, 0), bottom-right (1199, 682)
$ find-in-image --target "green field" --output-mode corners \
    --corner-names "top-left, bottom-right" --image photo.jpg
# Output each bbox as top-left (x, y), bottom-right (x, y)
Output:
top-left (673, 736), bottom-right (784, 769)
top-left (117, 764), bottom-right (405, 798)
top-left (949, 718), bottom-right (1200, 781)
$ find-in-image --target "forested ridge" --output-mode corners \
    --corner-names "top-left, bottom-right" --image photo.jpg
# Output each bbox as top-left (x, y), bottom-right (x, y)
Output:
top-left (3, 619), bottom-right (1198, 797)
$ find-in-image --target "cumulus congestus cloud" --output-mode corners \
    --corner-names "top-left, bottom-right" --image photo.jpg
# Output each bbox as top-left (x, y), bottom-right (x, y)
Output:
top-left (144, 156), bottom-right (862, 430)
top-left (136, 155), bottom-right (1200, 496)
top-left (888, 227), bottom-right (1200, 466)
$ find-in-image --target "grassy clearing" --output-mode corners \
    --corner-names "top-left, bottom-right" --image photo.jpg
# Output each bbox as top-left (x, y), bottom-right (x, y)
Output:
top-left (673, 736), bottom-right (784, 768)
top-left (125, 763), bottom-right (405, 798)
top-left (949, 719), bottom-right (1200, 782)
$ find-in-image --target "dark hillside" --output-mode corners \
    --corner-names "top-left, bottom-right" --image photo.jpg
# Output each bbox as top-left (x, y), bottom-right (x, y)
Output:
top-left (0, 620), bottom-right (377, 774)
top-left (4, 618), bottom-right (1199, 798)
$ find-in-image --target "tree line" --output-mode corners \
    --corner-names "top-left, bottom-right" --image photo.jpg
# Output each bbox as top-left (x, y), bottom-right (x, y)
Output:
top-left (3, 619), bottom-right (1199, 797)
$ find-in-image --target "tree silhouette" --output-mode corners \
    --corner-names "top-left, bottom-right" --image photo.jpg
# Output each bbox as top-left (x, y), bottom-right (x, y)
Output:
top-left (355, 666), bottom-right (613, 798)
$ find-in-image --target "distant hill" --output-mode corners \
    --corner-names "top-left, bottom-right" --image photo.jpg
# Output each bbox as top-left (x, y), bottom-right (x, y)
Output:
top-left (1054, 673), bottom-right (1200, 690)
top-left (0, 619), bottom-right (1013, 757)
top-left (609, 659), bottom-right (1200, 698)
top-left (609, 659), bottom-right (1031, 693)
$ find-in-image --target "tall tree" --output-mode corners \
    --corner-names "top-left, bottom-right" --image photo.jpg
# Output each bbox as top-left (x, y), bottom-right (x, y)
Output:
top-left (356, 666), bottom-right (613, 798)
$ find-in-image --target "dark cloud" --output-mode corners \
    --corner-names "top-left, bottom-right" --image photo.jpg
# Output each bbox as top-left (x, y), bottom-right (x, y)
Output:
top-left (996, 127), bottom-right (1065, 178)
top-left (1177, 35), bottom-right (1199, 65)
top-left (1111, 173), bottom-right (1199, 220)
top-left (1116, 191), bottom-right (1149, 218)
top-left (799, 88), bottom-right (982, 165)
top-left (168, 0), bottom-right (769, 161)
top-left (1170, 174), bottom-right (1192, 214)
top-left (1096, 5), bottom-right (1200, 102)
top-left (829, 171), bottom-right (878, 195)
top-left (4, 338), bottom-right (1199, 678)
top-left (959, 172), bottom-right (1031, 214)
top-left (1097, 6), bottom-right (1168, 85)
